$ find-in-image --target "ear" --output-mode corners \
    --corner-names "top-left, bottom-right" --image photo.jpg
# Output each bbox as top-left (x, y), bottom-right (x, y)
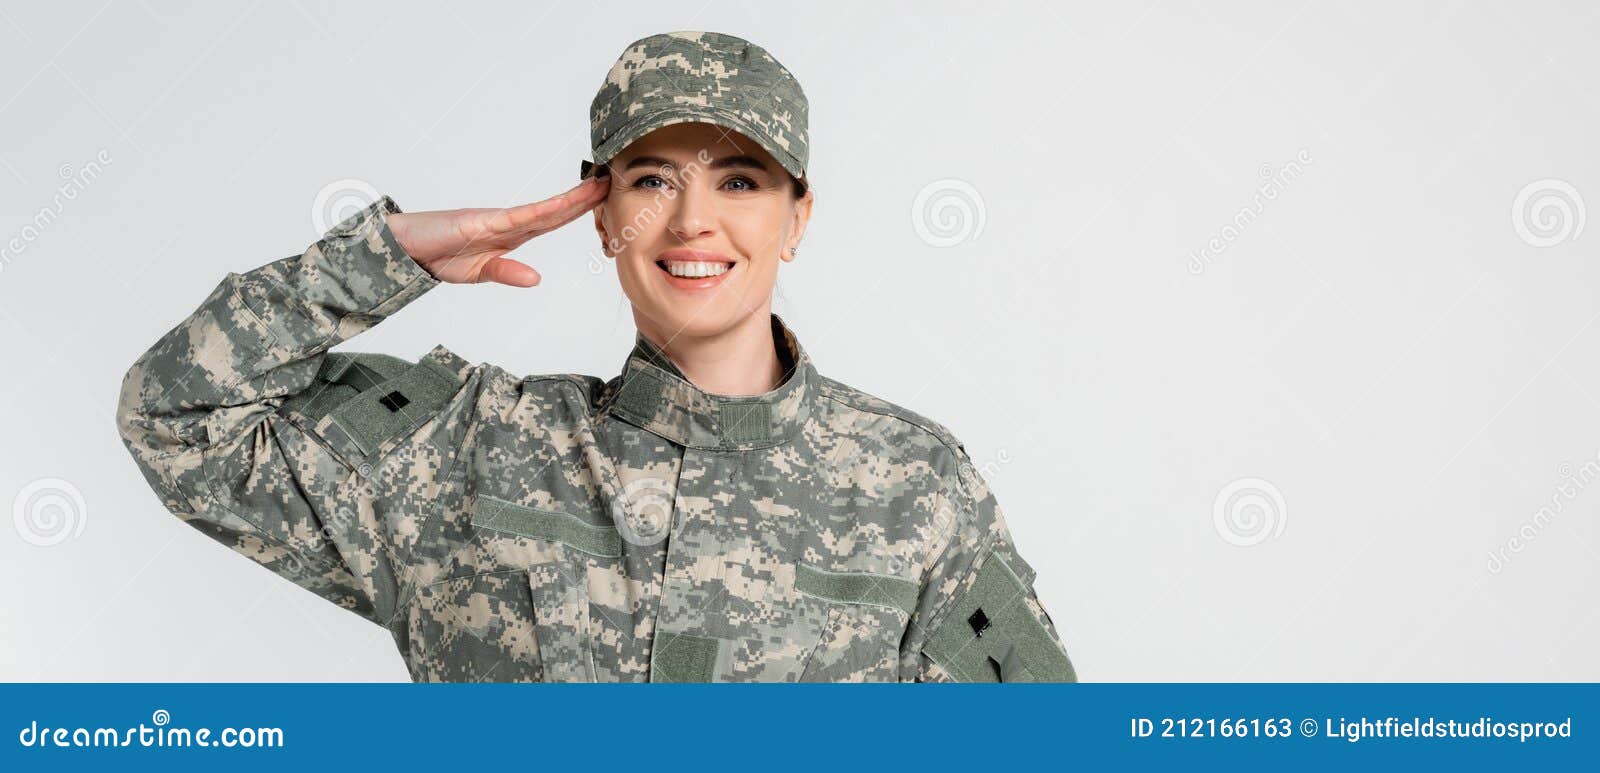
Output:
top-left (593, 207), bottom-right (614, 258)
top-left (782, 188), bottom-right (814, 263)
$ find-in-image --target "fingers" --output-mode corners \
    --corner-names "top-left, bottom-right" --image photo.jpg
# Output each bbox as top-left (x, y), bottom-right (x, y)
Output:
top-left (478, 257), bottom-right (541, 287)
top-left (496, 176), bottom-right (610, 234)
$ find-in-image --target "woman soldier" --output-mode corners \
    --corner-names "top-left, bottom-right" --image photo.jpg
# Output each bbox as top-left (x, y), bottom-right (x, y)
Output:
top-left (116, 30), bottom-right (1077, 683)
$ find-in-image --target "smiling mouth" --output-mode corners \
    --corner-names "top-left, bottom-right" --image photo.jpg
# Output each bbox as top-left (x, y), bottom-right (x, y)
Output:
top-left (656, 259), bottom-right (735, 278)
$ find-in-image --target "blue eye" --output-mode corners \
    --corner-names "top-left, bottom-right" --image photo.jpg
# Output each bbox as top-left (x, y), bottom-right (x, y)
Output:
top-left (632, 175), bottom-right (758, 192)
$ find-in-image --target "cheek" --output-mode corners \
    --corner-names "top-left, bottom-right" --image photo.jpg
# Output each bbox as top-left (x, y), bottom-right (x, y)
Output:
top-left (726, 213), bottom-right (792, 262)
top-left (602, 200), bottom-right (668, 252)
top-left (733, 242), bottom-right (782, 293)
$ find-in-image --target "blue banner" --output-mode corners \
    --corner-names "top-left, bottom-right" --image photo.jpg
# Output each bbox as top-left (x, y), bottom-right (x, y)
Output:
top-left (0, 684), bottom-right (1589, 770)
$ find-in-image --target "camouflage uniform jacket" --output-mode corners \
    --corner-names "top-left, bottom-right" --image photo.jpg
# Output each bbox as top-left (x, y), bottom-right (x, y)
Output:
top-left (115, 197), bottom-right (1078, 683)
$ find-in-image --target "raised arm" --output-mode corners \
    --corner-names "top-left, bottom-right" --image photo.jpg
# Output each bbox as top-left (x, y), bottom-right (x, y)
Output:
top-left (114, 178), bottom-right (609, 626)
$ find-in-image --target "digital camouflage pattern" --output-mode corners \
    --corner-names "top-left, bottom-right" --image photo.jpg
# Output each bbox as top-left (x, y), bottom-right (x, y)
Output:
top-left (588, 30), bottom-right (809, 182)
top-left (115, 197), bottom-right (1077, 683)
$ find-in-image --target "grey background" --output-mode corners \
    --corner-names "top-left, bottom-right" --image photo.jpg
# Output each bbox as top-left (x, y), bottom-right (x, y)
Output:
top-left (2, 0), bottom-right (1596, 681)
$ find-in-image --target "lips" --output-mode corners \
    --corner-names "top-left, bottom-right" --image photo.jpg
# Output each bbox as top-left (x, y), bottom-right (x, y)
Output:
top-left (655, 248), bottom-right (738, 291)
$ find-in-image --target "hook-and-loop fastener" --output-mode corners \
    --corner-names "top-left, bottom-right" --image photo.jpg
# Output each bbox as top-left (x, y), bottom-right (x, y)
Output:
top-left (794, 563), bottom-right (917, 616)
top-left (923, 549), bottom-right (1075, 682)
top-left (471, 496), bottom-right (622, 558)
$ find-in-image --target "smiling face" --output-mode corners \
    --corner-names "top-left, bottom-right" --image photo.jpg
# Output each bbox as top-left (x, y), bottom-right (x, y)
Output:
top-left (593, 121), bottom-right (813, 343)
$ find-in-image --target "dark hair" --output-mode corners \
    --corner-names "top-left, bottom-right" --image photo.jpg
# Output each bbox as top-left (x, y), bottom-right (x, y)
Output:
top-left (790, 174), bottom-right (808, 198)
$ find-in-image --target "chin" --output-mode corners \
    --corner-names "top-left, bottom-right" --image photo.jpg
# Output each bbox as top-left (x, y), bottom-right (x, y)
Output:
top-left (622, 264), bottom-right (771, 339)
top-left (636, 294), bottom-right (760, 340)
top-left (654, 302), bottom-right (746, 338)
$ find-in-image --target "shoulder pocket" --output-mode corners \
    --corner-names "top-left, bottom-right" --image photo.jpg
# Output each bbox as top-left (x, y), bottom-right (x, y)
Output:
top-left (289, 353), bottom-right (465, 464)
top-left (923, 548), bottom-right (1075, 682)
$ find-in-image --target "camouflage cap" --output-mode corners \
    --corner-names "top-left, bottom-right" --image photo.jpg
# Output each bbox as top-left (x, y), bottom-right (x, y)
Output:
top-left (584, 31), bottom-right (809, 186)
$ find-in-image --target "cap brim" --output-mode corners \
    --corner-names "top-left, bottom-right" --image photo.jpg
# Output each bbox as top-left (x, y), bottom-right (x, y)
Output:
top-left (590, 105), bottom-right (805, 181)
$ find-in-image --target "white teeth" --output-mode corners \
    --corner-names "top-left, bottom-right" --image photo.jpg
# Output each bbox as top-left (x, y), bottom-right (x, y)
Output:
top-left (663, 260), bottom-right (730, 278)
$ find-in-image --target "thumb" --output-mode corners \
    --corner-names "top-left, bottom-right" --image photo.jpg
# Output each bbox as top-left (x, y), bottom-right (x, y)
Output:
top-left (479, 257), bottom-right (541, 287)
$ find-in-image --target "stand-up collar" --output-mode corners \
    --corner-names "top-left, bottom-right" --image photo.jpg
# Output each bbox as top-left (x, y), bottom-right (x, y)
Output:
top-left (604, 313), bottom-right (818, 450)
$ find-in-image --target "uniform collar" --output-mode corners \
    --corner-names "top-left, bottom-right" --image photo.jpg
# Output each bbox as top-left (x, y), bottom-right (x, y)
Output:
top-left (604, 313), bottom-right (818, 450)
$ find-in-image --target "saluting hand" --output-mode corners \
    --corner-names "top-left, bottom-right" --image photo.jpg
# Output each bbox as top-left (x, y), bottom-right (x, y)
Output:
top-left (385, 176), bottom-right (610, 287)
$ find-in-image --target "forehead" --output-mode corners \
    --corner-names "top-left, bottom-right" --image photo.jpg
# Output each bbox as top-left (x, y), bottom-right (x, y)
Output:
top-left (613, 121), bottom-right (779, 168)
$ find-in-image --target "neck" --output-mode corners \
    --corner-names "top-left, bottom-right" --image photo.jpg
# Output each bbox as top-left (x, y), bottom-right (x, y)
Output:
top-left (633, 307), bottom-right (784, 397)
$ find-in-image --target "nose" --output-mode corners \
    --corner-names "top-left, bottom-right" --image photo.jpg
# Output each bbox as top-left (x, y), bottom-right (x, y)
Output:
top-left (667, 181), bottom-right (716, 242)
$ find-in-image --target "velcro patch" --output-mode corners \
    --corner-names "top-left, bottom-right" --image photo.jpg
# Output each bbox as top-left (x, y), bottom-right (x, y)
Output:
top-left (923, 549), bottom-right (1076, 682)
top-left (471, 496), bottom-right (622, 558)
top-left (650, 631), bottom-right (726, 683)
top-left (718, 401), bottom-right (771, 445)
top-left (325, 358), bottom-right (460, 456)
top-left (795, 564), bottom-right (918, 616)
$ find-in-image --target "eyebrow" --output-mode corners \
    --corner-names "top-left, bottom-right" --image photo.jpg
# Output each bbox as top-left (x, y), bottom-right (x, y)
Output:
top-left (620, 154), bottom-right (771, 174)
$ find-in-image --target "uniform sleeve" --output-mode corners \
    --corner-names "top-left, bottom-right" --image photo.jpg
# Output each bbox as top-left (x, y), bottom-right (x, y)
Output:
top-left (114, 196), bottom-right (439, 627)
top-left (900, 445), bottom-right (1078, 682)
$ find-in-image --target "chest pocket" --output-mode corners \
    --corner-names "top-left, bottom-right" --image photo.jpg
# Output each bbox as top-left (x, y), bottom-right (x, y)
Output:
top-left (407, 407), bottom-right (617, 683)
top-left (793, 563), bottom-right (917, 682)
top-left (464, 496), bottom-right (617, 682)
